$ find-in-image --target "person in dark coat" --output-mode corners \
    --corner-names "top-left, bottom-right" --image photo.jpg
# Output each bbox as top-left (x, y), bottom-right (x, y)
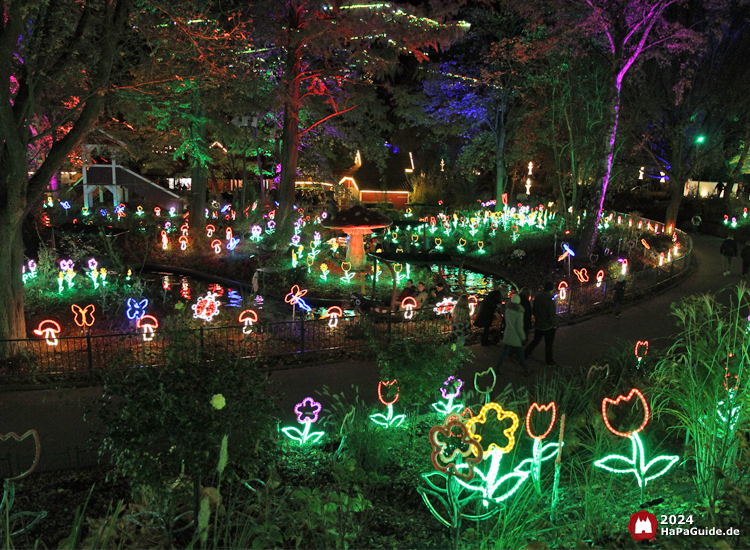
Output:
top-left (518, 287), bottom-right (532, 335)
top-left (720, 235), bottom-right (738, 276)
top-left (474, 289), bottom-right (502, 346)
top-left (524, 281), bottom-right (558, 366)
top-left (741, 242), bottom-right (750, 279)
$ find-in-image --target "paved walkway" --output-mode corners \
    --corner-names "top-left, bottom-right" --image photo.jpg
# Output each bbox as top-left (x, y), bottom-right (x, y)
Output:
top-left (1, 233), bottom-right (740, 474)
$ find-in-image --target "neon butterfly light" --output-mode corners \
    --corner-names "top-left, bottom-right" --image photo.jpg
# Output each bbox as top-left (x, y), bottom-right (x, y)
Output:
top-left (126, 298), bottom-right (149, 321)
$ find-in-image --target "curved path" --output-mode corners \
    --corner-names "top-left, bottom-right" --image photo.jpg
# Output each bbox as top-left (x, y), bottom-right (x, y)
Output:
top-left (0, 233), bottom-right (739, 474)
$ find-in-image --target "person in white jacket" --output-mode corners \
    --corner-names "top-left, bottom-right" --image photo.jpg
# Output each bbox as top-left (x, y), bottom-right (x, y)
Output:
top-left (496, 293), bottom-right (529, 375)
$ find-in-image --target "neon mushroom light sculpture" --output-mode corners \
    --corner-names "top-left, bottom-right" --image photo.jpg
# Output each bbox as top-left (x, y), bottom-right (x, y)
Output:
top-left (34, 320), bottom-right (61, 346)
top-left (321, 205), bottom-right (392, 269)
top-left (137, 315), bottom-right (159, 342)
top-left (238, 309), bottom-right (258, 334)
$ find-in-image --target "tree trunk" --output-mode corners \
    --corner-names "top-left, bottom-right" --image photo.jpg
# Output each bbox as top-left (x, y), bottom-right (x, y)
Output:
top-left (726, 131), bottom-right (750, 211)
top-left (188, 105), bottom-right (208, 233)
top-left (0, 212), bottom-right (27, 356)
top-left (278, 19), bottom-right (303, 226)
top-left (577, 79), bottom-right (620, 257)
top-left (494, 122), bottom-right (507, 212)
top-left (665, 174), bottom-right (686, 231)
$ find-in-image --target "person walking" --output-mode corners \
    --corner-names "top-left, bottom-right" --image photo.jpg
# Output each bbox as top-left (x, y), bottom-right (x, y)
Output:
top-left (496, 293), bottom-right (528, 375)
top-left (519, 287), bottom-right (532, 336)
top-left (741, 241), bottom-right (750, 279)
top-left (720, 235), bottom-right (738, 276)
top-left (451, 294), bottom-right (472, 347)
top-left (474, 289), bottom-right (502, 346)
top-left (691, 213), bottom-right (702, 235)
top-left (613, 274), bottom-right (626, 318)
top-left (525, 281), bottom-right (558, 366)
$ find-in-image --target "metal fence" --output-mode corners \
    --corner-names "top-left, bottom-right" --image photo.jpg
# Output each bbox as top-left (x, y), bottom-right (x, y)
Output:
top-left (0, 227), bottom-right (693, 383)
top-left (0, 313), bottom-right (455, 382)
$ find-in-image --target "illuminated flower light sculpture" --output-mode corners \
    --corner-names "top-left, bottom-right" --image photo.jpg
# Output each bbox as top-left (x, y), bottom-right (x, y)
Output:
top-left (192, 292), bottom-right (221, 322)
top-left (370, 380), bottom-right (406, 428)
top-left (432, 376), bottom-right (464, 416)
top-left (401, 296), bottom-right (417, 320)
top-left (341, 261), bottom-right (355, 283)
top-left (126, 298), bottom-right (149, 321)
top-left (281, 397), bottom-right (325, 445)
top-left (474, 367), bottom-right (496, 406)
top-left (71, 304), bottom-right (95, 329)
top-left (0, 429), bottom-right (47, 534)
top-left (517, 402), bottom-right (563, 495)
top-left (320, 263), bottom-right (329, 281)
top-left (594, 388), bottom-right (679, 492)
top-left (634, 341), bottom-right (648, 368)
top-left (451, 403), bottom-right (529, 506)
top-left (137, 315), bottom-right (159, 342)
top-left (34, 320), bottom-right (61, 346)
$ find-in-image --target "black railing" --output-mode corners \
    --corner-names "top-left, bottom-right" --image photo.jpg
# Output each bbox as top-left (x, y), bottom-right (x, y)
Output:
top-left (0, 223), bottom-right (693, 382)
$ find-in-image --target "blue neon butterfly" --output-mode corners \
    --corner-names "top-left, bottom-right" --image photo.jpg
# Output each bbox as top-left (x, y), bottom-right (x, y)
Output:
top-left (126, 298), bottom-right (149, 320)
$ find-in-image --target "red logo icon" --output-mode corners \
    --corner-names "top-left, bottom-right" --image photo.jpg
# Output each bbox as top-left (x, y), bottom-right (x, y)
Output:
top-left (628, 511), bottom-right (658, 541)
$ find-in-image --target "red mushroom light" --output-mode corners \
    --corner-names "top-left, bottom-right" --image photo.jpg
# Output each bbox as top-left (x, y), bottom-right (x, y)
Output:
top-left (322, 205), bottom-right (392, 269)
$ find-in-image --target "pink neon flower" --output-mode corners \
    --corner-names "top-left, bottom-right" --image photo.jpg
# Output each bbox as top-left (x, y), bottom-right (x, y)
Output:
top-left (440, 376), bottom-right (463, 399)
top-left (294, 397), bottom-right (322, 424)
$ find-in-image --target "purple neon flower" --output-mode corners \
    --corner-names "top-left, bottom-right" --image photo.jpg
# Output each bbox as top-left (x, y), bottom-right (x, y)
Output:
top-left (440, 376), bottom-right (463, 399)
top-left (294, 397), bottom-right (322, 424)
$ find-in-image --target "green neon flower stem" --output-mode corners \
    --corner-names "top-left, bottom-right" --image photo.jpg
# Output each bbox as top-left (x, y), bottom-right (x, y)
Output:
top-left (593, 432), bottom-right (679, 500)
top-left (281, 420), bottom-right (325, 445)
top-left (531, 438), bottom-right (543, 495)
top-left (369, 403), bottom-right (406, 428)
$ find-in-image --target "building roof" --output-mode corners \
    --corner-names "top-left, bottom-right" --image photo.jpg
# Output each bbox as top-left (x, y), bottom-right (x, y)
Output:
top-left (333, 149), bottom-right (414, 193)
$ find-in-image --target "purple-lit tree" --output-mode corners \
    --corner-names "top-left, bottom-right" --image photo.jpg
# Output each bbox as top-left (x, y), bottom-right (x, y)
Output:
top-left (0, 0), bottom-right (135, 351)
top-left (395, 4), bottom-right (549, 208)
top-left (551, 0), bottom-right (699, 256)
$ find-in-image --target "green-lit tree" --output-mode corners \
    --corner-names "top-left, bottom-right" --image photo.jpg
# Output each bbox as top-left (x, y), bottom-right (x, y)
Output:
top-left (0, 0), bottom-right (136, 350)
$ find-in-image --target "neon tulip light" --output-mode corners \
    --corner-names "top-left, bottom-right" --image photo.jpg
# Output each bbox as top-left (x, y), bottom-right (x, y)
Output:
top-left (594, 389), bottom-right (679, 494)
top-left (474, 367), bottom-right (496, 406)
top-left (634, 341), bottom-right (648, 368)
top-left (281, 397), bottom-right (325, 445)
top-left (137, 315), bottom-right (159, 342)
top-left (370, 380), bottom-right (406, 428)
top-left (238, 309), bottom-right (258, 334)
top-left (518, 402), bottom-right (562, 495)
top-left (432, 376), bottom-right (464, 416)
top-left (34, 320), bottom-right (61, 346)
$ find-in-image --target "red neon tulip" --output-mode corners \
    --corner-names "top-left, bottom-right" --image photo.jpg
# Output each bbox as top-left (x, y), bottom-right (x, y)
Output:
top-left (602, 388), bottom-right (650, 438)
top-left (635, 341), bottom-right (648, 361)
top-left (377, 379), bottom-right (400, 406)
top-left (525, 402), bottom-right (557, 440)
